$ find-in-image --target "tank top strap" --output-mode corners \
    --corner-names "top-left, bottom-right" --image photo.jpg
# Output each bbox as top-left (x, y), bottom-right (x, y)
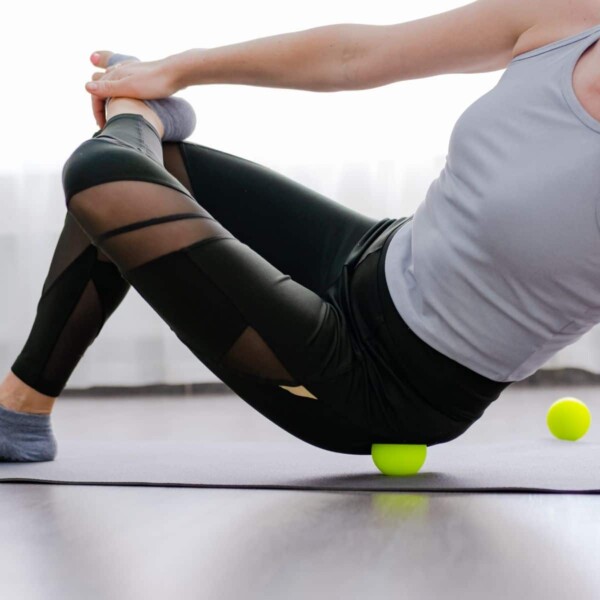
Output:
top-left (511, 23), bottom-right (600, 63)
top-left (560, 26), bottom-right (600, 133)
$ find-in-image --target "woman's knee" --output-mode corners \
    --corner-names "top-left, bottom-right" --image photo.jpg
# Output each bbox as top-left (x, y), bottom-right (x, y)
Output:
top-left (61, 137), bottom-right (190, 211)
top-left (62, 138), bottom-right (140, 209)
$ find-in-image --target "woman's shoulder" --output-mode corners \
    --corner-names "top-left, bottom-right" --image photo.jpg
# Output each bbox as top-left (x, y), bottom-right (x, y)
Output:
top-left (512, 2), bottom-right (600, 59)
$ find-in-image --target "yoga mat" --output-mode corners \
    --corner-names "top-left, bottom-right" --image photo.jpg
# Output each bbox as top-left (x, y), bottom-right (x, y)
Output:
top-left (0, 439), bottom-right (598, 493)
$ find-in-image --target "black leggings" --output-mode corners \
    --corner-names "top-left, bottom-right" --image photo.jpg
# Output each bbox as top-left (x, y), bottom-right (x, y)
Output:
top-left (12, 113), bottom-right (513, 454)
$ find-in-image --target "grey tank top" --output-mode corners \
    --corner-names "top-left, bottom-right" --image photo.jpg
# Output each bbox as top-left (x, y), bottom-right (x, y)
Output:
top-left (384, 23), bottom-right (600, 382)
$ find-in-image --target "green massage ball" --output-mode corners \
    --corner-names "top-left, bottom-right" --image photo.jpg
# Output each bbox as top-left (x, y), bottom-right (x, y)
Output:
top-left (371, 444), bottom-right (427, 476)
top-left (546, 397), bottom-right (591, 441)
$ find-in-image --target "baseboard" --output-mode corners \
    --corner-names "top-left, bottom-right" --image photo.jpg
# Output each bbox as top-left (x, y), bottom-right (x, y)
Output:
top-left (60, 368), bottom-right (600, 397)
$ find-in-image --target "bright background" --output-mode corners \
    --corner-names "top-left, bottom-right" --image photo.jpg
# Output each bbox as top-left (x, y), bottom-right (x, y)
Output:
top-left (1, 0), bottom-right (598, 388)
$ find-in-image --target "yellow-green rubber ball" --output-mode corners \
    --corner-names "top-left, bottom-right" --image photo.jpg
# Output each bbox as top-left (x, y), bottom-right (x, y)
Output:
top-left (371, 444), bottom-right (427, 476)
top-left (546, 397), bottom-right (591, 441)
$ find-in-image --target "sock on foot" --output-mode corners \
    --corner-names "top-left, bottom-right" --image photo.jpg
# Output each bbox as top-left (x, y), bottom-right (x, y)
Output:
top-left (0, 403), bottom-right (57, 462)
top-left (107, 53), bottom-right (197, 142)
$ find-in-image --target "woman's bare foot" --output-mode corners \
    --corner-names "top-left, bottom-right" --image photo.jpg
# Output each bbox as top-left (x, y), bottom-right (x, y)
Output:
top-left (0, 371), bottom-right (56, 415)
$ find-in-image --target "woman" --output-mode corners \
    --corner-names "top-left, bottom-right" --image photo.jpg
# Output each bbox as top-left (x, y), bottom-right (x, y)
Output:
top-left (2, 0), bottom-right (600, 462)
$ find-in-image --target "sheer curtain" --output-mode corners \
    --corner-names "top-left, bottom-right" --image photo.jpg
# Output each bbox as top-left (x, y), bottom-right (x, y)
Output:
top-left (3, 0), bottom-right (599, 388)
top-left (3, 156), bottom-right (600, 389)
top-left (0, 157), bottom-right (420, 388)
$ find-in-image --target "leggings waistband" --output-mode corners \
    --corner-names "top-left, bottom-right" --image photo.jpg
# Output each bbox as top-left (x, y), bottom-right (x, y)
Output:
top-left (352, 216), bottom-right (513, 423)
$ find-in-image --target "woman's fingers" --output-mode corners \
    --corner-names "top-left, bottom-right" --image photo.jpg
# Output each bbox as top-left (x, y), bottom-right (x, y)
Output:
top-left (106, 60), bottom-right (137, 73)
top-left (86, 62), bottom-right (135, 97)
top-left (92, 94), bottom-right (107, 129)
top-left (90, 71), bottom-right (108, 126)
top-left (88, 50), bottom-right (139, 127)
top-left (90, 50), bottom-right (114, 68)
top-left (85, 77), bottom-right (121, 97)
top-left (85, 54), bottom-right (176, 100)
top-left (91, 62), bottom-right (131, 82)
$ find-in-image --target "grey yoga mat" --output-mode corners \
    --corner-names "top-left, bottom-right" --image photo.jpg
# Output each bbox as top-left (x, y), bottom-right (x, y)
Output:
top-left (0, 439), bottom-right (598, 493)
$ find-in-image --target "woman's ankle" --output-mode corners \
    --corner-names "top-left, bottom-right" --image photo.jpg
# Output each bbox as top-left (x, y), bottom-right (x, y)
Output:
top-left (106, 97), bottom-right (165, 139)
top-left (0, 371), bottom-right (56, 415)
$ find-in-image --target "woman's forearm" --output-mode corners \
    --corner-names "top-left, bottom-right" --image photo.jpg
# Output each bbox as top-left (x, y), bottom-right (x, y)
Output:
top-left (170, 24), bottom-right (380, 93)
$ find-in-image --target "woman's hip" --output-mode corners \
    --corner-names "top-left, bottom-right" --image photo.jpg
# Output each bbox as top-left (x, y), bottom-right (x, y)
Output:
top-left (339, 215), bottom-right (513, 445)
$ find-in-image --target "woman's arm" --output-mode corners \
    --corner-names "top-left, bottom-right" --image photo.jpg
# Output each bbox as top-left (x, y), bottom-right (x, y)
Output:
top-left (171, 0), bottom-right (534, 92)
top-left (86, 0), bottom-right (539, 102)
top-left (170, 24), bottom-right (384, 93)
top-left (86, 25), bottom-right (366, 99)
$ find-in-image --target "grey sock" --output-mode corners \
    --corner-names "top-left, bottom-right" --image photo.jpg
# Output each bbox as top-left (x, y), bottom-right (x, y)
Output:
top-left (0, 403), bottom-right (57, 462)
top-left (107, 53), bottom-right (197, 142)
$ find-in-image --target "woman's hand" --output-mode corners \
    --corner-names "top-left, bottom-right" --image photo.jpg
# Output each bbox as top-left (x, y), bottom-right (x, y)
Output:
top-left (87, 51), bottom-right (183, 128)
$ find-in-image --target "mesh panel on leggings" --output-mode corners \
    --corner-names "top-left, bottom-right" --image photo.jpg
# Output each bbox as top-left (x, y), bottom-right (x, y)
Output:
top-left (42, 212), bottom-right (93, 295)
top-left (162, 142), bottom-right (194, 196)
top-left (67, 179), bottom-right (298, 385)
top-left (11, 212), bottom-right (130, 396)
top-left (163, 142), bottom-right (298, 382)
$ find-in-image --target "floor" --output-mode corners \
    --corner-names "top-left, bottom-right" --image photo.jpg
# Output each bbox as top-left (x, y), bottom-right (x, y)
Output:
top-left (1, 384), bottom-right (599, 599)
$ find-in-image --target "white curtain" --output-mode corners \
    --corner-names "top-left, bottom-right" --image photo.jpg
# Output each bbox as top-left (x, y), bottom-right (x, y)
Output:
top-left (3, 0), bottom-right (599, 387)
top-left (0, 157), bottom-right (416, 388)
top-left (2, 155), bottom-right (599, 389)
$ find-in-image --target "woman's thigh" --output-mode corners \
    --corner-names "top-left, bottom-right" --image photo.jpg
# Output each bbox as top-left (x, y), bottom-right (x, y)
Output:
top-left (120, 214), bottom-right (390, 455)
top-left (64, 122), bottom-right (394, 455)
top-left (158, 141), bottom-right (404, 452)
top-left (163, 141), bottom-right (378, 297)
top-left (158, 141), bottom-right (482, 450)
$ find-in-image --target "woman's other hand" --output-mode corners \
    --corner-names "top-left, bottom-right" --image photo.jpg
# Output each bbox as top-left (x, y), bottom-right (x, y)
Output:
top-left (87, 51), bottom-right (182, 128)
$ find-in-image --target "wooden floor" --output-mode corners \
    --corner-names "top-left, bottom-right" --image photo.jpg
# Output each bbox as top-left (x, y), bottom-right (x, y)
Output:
top-left (0, 384), bottom-right (598, 599)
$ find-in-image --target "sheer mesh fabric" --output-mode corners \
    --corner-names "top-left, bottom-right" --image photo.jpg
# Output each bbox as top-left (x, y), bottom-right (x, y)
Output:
top-left (13, 136), bottom-right (301, 397)
top-left (67, 175), bottom-right (298, 386)
top-left (163, 142), bottom-right (297, 383)
top-left (162, 142), bottom-right (194, 196)
top-left (11, 212), bottom-right (130, 396)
